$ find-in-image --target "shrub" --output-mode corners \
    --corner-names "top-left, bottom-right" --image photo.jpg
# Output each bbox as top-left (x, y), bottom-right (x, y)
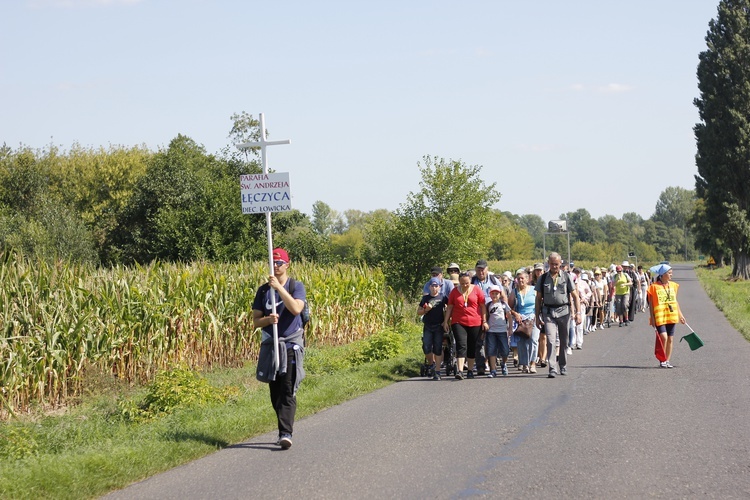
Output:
top-left (118, 367), bottom-right (235, 421)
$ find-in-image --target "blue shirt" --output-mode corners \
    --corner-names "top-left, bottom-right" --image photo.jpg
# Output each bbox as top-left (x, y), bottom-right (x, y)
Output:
top-left (252, 278), bottom-right (307, 336)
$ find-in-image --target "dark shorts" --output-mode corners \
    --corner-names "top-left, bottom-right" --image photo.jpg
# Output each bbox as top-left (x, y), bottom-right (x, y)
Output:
top-left (656, 323), bottom-right (677, 336)
top-left (422, 323), bottom-right (444, 355)
top-left (485, 330), bottom-right (509, 359)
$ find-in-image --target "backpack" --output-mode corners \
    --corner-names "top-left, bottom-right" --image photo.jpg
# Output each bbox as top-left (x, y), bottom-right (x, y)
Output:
top-left (288, 278), bottom-right (311, 329)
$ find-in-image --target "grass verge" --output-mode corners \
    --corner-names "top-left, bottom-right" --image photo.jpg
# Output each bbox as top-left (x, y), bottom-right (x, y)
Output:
top-left (0, 324), bottom-right (423, 499)
top-left (695, 265), bottom-right (750, 342)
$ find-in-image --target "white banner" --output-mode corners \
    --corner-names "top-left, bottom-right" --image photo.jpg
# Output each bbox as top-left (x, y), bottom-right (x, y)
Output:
top-left (240, 172), bottom-right (292, 214)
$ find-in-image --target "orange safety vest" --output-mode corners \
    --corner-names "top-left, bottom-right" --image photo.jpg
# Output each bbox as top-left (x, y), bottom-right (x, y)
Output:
top-left (647, 281), bottom-right (680, 326)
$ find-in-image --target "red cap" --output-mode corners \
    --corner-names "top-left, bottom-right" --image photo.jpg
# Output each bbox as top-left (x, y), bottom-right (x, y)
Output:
top-left (272, 248), bottom-right (290, 263)
top-left (616, 265), bottom-right (623, 271)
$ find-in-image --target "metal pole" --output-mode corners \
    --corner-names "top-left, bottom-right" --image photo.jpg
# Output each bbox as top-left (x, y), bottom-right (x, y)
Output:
top-left (258, 113), bottom-right (280, 372)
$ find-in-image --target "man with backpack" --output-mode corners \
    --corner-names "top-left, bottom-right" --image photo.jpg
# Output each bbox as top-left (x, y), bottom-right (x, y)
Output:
top-left (534, 252), bottom-right (582, 378)
top-left (253, 248), bottom-right (307, 450)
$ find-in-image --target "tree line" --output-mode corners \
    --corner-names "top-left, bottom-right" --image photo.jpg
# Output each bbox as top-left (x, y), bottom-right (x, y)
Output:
top-left (0, 113), bottom-right (700, 294)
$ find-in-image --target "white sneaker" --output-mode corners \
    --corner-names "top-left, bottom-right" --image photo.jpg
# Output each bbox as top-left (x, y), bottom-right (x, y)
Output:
top-left (566, 347), bottom-right (573, 355)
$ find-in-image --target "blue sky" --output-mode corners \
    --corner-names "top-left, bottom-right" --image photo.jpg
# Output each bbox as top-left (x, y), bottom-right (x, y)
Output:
top-left (1, 0), bottom-right (719, 224)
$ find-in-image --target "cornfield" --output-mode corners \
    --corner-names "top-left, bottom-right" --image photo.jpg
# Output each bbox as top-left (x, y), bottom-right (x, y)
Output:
top-left (0, 252), bottom-right (403, 414)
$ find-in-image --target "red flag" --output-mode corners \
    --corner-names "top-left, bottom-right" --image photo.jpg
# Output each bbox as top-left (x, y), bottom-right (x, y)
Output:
top-left (654, 331), bottom-right (667, 362)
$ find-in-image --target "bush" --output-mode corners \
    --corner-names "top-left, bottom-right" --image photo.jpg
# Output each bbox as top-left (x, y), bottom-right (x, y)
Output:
top-left (355, 328), bottom-right (404, 363)
top-left (118, 367), bottom-right (235, 421)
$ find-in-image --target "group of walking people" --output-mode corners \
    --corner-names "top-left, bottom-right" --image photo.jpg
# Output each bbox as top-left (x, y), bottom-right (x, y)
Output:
top-left (249, 246), bottom-right (685, 450)
top-left (419, 253), bottom-right (685, 380)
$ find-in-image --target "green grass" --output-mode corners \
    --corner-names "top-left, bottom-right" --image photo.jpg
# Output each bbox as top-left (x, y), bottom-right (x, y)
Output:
top-left (0, 323), bottom-right (423, 499)
top-left (695, 265), bottom-right (750, 342)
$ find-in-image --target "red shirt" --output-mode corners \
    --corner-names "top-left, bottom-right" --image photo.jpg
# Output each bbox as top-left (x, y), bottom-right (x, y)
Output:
top-left (447, 285), bottom-right (485, 327)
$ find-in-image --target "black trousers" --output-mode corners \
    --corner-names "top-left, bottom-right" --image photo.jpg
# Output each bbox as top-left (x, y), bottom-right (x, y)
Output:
top-left (628, 290), bottom-right (637, 322)
top-left (269, 348), bottom-right (297, 436)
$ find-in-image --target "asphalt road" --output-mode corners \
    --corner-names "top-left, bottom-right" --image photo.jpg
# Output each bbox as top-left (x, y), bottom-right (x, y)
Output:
top-left (104, 265), bottom-right (750, 499)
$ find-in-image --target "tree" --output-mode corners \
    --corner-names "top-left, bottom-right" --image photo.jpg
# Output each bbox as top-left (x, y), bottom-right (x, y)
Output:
top-left (561, 208), bottom-right (606, 244)
top-left (311, 200), bottom-right (343, 236)
top-left (371, 156), bottom-right (500, 294)
top-left (106, 135), bottom-right (267, 264)
top-left (485, 210), bottom-right (534, 260)
top-left (652, 187), bottom-right (695, 228)
top-left (694, 0), bottom-right (750, 278)
top-left (690, 197), bottom-right (727, 266)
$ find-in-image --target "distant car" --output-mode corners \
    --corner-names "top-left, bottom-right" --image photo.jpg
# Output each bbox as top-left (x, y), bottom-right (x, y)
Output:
top-left (659, 260), bottom-right (670, 265)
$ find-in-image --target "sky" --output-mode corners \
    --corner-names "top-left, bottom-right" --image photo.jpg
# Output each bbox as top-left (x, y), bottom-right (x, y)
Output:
top-left (1, 0), bottom-right (720, 225)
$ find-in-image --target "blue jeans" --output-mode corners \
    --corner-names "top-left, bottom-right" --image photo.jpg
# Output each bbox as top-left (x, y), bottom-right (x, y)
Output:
top-left (568, 317), bottom-right (575, 348)
top-left (517, 324), bottom-right (540, 366)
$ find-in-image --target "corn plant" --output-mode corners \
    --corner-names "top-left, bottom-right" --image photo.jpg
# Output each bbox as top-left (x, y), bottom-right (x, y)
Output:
top-left (0, 251), bottom-right (398, 414)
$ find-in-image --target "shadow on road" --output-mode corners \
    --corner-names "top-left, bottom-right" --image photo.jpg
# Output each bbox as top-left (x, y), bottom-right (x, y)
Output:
top-left (577, 364), bottom-right (657, 370)
top-left (226, 442), bottom-right (282, 451)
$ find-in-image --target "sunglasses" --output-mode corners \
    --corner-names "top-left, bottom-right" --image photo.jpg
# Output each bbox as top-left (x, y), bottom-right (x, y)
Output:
top-left (273, 260), bottom-right (287, 267)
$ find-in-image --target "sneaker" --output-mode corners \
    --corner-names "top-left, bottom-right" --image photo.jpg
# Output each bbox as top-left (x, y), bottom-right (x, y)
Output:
top-left (433, 372), bottom-right (441, 380)
top-left (529, 365), bottom-right (537, 374)
top-left (619, 322), bottom-right (623, 327)
top-left (548, 370), bottom-right (557, 378)
top-left (466, 370), bottom-right (475, 379)
top-left (501, 365), bottom-right (508, 376)
top-left (488, 371), bottom-right (496, 378)
top-left (660, 361), bottom-right (668, 368)
top-left (575, 345), bottom-right (582, 350)
top-left (455, 371), bottom-right (464, 380)
top-left (428, 363), bottom-right (436, 377)
top-left (665, 361), bottom-right (674, 368)
top-left (566, 347), bottom-right (573, 356)
top-left (539, 361), bottom-right (547, 368)
top-left (560, 367), bottom-right (567, 376)
top-left (279, 434), bottom-right (292, 449)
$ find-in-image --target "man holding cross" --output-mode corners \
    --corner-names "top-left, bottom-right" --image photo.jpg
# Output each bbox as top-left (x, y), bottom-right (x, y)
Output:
top-left (253, 248), bottom-right (307, 449)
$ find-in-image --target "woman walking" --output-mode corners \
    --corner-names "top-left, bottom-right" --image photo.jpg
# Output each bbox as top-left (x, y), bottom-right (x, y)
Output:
top-left (647, 264), bottom-right (686, 368)
top-left (508, 269), bottom-right (539, 373)
top-left (443, 272), bottom-right (488, 379)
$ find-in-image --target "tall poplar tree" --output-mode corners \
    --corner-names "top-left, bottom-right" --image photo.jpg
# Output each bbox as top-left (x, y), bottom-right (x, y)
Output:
top-left (694, 0), bottom-right (750, 278)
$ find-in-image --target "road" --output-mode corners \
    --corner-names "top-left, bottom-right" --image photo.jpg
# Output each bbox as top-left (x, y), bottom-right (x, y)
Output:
top-left (104, 265), bottom-right (750, 499)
